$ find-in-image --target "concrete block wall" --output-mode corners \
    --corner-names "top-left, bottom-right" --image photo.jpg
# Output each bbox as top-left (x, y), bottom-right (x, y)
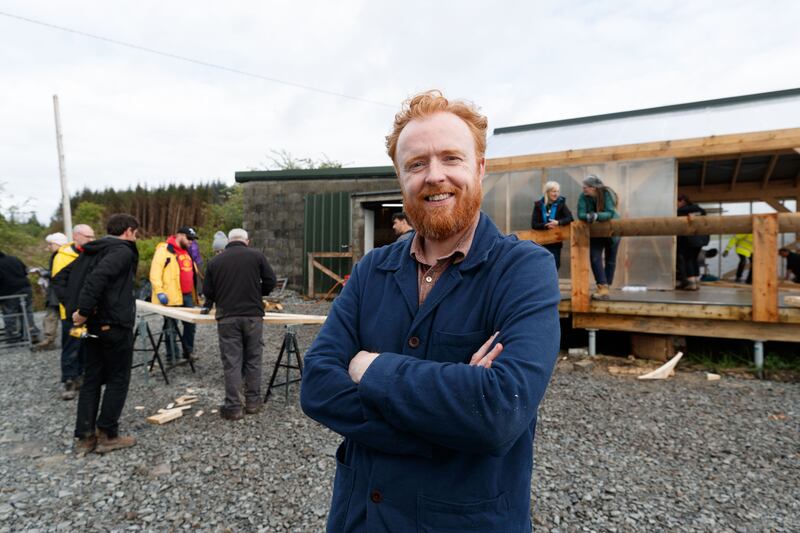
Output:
top-left (243, 177), bottom-right (397, 290)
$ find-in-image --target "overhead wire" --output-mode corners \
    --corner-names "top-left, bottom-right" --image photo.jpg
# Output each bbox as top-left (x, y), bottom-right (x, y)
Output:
top-left (0, 10), bottom-right (395, 108)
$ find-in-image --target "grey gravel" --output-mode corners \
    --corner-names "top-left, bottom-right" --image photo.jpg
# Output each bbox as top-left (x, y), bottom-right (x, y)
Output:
top-left (0, 300), bottom-right (798, 531)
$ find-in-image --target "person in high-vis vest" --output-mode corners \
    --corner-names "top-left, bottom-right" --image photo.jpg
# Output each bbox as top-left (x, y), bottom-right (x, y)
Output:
top-left (723, 233), bottom-right (753, 284)
top-left (149, 226), bottom-right (200, 363)
top-left (50, 224), bottom-right (96, 400)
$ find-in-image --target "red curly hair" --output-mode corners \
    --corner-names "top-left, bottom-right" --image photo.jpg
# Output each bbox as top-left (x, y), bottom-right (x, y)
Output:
top-left (385, 90), bottom-right (488, 165)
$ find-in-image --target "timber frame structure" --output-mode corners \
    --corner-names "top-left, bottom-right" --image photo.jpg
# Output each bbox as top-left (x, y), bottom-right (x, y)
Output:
top-left (490, 88), bottom-right (800, 365)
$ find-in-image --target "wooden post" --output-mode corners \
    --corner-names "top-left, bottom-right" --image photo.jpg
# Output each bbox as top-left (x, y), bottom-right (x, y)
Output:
top-left (752, 214), bottom-right (778, 323)
top-left (53, 95), bottom-right (73, 239)
top-left (570, 221), bottom-right (591, 313)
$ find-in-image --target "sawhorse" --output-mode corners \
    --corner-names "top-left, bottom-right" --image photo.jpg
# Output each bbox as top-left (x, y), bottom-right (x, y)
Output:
top-left (265, 325), bottom-right (304, 404)
top-left (132, 314), bottom-right (196, 384)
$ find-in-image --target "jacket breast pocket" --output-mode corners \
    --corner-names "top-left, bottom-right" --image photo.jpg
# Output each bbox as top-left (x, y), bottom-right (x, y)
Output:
top-left (430, 330), bottom-right (488, 364)
top-left (327, 442), bottom-right (356, 532)
top-left (417, 492), bottom-right (510, 532)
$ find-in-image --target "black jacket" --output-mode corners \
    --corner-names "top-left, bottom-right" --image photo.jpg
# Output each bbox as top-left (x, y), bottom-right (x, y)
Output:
top-left (531, 196), bottom-right (573, 247)
top-left (203, 241), bottom-right (276, 319)
top-left (67, 237), bottom-right (139, 329)
top-left (677, 203), bottom-right (708, 248)
top-left (0, 251), bottom-right (29, 296)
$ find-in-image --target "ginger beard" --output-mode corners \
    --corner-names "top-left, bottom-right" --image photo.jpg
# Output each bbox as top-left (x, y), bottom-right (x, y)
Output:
top-left (403, 179), bottom-right (482, 241)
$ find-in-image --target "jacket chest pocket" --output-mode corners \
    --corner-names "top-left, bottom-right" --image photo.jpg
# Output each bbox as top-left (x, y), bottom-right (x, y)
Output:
top-left (429, 330), bottom-right (487, 364)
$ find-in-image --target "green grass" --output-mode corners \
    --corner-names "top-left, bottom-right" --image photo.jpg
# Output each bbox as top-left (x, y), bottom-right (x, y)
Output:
top-left (684, 349), bottom-right (800, 374)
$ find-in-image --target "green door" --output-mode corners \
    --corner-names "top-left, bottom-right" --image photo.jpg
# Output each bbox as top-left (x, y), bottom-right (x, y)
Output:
top-left (304, 191), bottom-right (352, 296)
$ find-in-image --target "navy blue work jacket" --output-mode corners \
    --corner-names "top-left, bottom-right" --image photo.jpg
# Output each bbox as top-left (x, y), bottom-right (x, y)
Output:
top-left (301, 213), bottom-right (560, 532)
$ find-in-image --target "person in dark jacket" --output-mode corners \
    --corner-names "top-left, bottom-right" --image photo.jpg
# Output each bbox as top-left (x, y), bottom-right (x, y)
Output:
top-left (531, 180), bottom-right (573, 271)
top-left (577, 174), bottom-right (620, 300)
top-left (301, 91), bottom-right (559, 532)
top-left (0, 250), bottom-right (41, 343)
top-left (676, 194), bottom-right (708, 290)
top-left (70, 214), bottom-right (140, 455)
top-left (203, 228), bottom-right (276, 420)
top-left (779, 248), bottom-right (800, 282)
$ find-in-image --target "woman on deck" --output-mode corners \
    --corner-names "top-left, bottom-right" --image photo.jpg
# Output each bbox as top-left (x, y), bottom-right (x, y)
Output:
top-left (531, 181), bottom-right (573, 271)
top-left (577, 175), bottom-right (620, 300)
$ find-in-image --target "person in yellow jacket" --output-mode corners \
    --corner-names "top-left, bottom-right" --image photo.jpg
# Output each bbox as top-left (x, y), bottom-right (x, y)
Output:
top-left (149, 226), bottom-right (200, 363)
top-left (722, 233), bottom-right (753, 284)
top-left (50, 224), bottom-right (96, 400)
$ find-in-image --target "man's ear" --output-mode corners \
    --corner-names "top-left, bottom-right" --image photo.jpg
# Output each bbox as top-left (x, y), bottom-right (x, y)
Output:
top-left (478, 157), bottom-right (486, 181)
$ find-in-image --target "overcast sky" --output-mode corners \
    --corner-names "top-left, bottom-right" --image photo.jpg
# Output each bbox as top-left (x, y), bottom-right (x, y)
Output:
top-left (1, 0), bottom-right (798, 223)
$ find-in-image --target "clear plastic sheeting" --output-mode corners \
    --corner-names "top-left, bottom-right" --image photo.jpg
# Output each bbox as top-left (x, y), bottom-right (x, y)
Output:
top-left (487, 92), bottom-right (800, 159)
top-left (483, 158), bottom-right (676, 290)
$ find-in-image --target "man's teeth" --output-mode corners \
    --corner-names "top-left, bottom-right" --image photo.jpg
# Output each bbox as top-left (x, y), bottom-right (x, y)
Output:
top-left (427, 193), bottom-right (452, 201)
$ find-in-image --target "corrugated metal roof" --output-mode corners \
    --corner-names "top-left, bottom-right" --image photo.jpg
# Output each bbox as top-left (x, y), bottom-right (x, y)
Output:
top-left (487, 88), bottom-right (800, 159)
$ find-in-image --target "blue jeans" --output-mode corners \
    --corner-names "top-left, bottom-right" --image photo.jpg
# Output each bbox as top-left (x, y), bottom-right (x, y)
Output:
top-left (164, 293), bottom-right (195, 360)
top-left (60, 317), bottom-right (85, 382)
top-left (590, 238), bottom-right (619, 286)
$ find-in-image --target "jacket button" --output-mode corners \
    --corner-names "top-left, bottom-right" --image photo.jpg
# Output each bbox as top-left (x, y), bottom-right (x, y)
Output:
top-left (370, 490), bottom-right (383, 503)
top-left (408, 336), bottom-right (420, 348)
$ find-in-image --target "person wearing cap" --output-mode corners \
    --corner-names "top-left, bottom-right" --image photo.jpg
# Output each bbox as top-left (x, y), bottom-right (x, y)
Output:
top-left (50, 224), bottom-right (96, 400)
top-left (31, 232), bottom-right (69, 351)
top-left (149, 226), bottom-right (200, 363)
top-left (577, 174), bottom-right (620, 300)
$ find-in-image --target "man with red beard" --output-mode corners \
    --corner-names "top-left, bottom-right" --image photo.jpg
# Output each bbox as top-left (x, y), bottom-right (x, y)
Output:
top-left (301, 90), bottom-right (560, 532)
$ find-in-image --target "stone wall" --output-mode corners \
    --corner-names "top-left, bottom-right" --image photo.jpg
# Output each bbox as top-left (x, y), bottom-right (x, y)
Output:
top-left (243, 177), bottom-right (397, 290)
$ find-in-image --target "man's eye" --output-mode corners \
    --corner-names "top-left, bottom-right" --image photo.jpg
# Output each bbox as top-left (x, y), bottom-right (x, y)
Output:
top-left (408, 161), bottom-right (425, 170)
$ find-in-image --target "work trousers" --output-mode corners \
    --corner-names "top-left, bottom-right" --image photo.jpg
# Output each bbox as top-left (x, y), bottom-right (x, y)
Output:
top-left (164, 293), bottom-right (196, 360)
top-left (74, 325), bottom-right (133, 439)
top-left (60, 318), bottom-right (85, 382)
top-left (41, 306), bottom-right (60, 345)
top-left (589, 237), bottom-right (619, 286)
top-left (217, 316), bottom-right (263, 413)
top-left (736, 253), bottom-right (753, 284)
top-left (677, 244), bottom-right (702, 283)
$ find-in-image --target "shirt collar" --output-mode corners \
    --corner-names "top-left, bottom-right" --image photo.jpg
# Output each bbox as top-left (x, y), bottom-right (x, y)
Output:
top-left (409, 213), bottom-right (480, 267)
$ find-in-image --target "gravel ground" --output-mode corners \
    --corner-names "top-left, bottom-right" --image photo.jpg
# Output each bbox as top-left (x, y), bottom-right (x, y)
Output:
top-left (1, 299), bottom-right (798, 532)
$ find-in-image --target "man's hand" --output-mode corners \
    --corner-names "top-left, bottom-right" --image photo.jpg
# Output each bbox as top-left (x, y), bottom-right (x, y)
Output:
top-left (72, 311), bottom-right (87, 326)
top-left (348, 350), bottom-right (380, 384)
top-left (157, 293), bottom-right (169, 305)
top-left (545, 220), bottom-right (559, 229)
top-left (469, 332), bottom-right (503, 368)
top-left (722, 250), bottom-right (729, 258)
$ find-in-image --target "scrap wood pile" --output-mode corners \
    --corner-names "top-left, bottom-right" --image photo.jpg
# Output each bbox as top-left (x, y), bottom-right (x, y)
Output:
top-left (143, 390), bottom-right (205, 425)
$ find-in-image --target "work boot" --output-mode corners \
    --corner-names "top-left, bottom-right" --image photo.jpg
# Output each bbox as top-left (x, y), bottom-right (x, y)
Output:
top-left (685, 277), bottom-right (699, 291)
top-left (220, 407), bottom-right (244, 421)
top-left (95, 430), bottom-right (136, 454)
top-left (592, 284), bottom-right (610, 300)
top-left (32, 340), bottom-right (55, 352)
top-left (74, 435), bottom-right (97, 456)
top-left (245, 402), bottom-right (262, 415)
top-left (61, 380), bottom-right (77, 401)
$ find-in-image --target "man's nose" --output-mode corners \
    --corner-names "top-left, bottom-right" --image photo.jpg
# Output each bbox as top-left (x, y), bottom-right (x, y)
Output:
top-left (424, 159), bottom-right (446, 185)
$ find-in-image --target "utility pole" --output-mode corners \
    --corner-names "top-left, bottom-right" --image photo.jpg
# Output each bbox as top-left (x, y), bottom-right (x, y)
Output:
top-left (53, 94), bottom-right (72, 239)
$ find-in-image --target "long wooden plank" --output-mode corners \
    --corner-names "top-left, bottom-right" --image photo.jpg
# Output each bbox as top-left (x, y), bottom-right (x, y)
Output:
top-left (588, 300), bottom-right (751, 321)
top-left (135, 300), bottom-right (326, 325)
top-left (486, 128), bottom-right (800, 172)
top-left (570, 221), bottom-right (591, 313)
top-left (683, 180), bottom-right (800, 203)
top-left (573, 313), bottom-right (800, 342)
top-left (752, 214), bottom-right (779, 323)
top-left (786, 295), bottom-right (800, 308)
top-left (515, 225), bottom-right (571, 245)
top-left (312, 259), bottom-right (344, 284)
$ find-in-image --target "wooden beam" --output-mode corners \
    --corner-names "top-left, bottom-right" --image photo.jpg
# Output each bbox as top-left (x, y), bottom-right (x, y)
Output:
top-left (763, 197), bottom-right (790, 213)
top-left (486, 128), bottom-right (800, 173)
top-left (588, 300), bottom-right (752, 321)
top-left (312, 259), bottom-right (344, 284)
top-left (699, 160), bottom-right (707, 192)
top-left (135, 300), bottom-right (327, 325)
top-left (752, 214), bottom-right (779, 323)
top-left (572, 313), bottom-right (800, 342)
top-left (570, 221), bottom-right (591, 313)
top-left (515, 225), bottom-right (571, 245)
top-left (681, 179), bottom-right (799, 203)
top-left (761, 154), bottom-right (779, 189)
top-left (680, 149), bottom-right (794, 163)
top-left (730, 156), bottom-right (742, 191)
top-left (586, 212), bottom-right (800, 238)
top-left (786, 295), bottom-right (800, 308)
